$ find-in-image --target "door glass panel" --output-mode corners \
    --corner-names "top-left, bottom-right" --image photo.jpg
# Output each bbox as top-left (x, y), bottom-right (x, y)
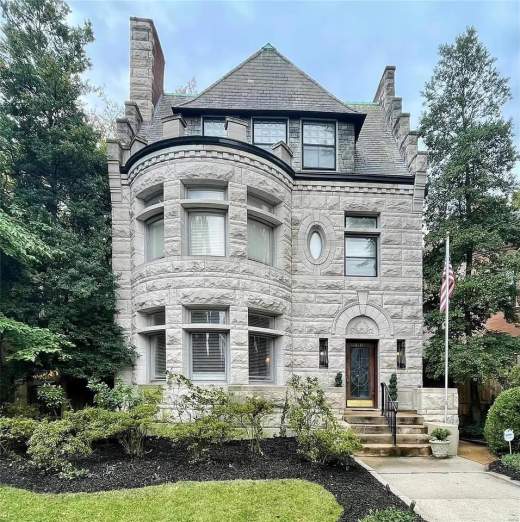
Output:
top-left (350, 345), bottom-right (370, 398)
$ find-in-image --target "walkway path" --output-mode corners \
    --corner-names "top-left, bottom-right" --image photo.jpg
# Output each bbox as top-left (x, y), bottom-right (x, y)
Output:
top-left (358, 456), bottom-right (520, 522)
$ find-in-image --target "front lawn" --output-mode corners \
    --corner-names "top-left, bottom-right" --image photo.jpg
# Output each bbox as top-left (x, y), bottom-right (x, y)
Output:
top-left (0, 479), bottom-right (341, 522)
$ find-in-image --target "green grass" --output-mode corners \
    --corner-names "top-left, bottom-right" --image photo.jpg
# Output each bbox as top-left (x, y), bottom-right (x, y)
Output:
top-left (0, 479), bottom-right (342, 522)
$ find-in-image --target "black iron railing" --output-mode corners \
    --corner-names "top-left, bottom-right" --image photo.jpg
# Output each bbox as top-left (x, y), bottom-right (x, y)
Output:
top-left (381, 382), bottom-right (398, 446)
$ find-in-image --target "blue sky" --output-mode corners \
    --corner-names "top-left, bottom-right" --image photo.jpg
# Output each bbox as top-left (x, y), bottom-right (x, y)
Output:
top-left (69, 0), bottom-right (519, 153)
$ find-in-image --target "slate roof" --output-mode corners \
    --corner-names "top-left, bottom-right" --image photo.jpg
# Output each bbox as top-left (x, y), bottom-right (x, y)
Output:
top-left (350, 103), bottom-right (410, 177)
top-left (174, 44), bottom-right (360, 115)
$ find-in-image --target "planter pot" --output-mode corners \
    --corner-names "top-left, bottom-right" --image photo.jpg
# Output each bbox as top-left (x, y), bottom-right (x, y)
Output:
top-left (430, 439), bottom-right (450, 458)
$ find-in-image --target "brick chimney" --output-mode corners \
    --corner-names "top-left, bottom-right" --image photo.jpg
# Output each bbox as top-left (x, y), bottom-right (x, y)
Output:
top-left (129, 17), bottom-right (164, 122)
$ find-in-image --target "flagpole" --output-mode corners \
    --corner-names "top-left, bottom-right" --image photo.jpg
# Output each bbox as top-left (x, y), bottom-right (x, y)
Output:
top-left (444, 233), bottom-right (450, 424)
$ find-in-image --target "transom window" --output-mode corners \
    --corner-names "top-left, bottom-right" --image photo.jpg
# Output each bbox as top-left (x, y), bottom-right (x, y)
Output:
top-left (203, 117), bottom-right (226, 137)
top-left (248, 311), bottom-right (274, 329)
top-left (248, 218), bottom-right (273, 265)
top-left (186, 187), bottom-right (226, 200)
top-left (150, 332), bottom-right (166, 380)
top-left (247, 193), bottom-right (274, 213)
top-left (189, 309), bottom-right (227, 381)
top-left (345, 215), bottom-right (377, 229)
top-left (148, 309), bottom-right (165, 326)
top-left (302, 121), bottom-right (336, 170)
top-left (145, 215), bottom-right (164, 262)
top-left (253, 120), bottom-right (287, 150)
top-left (188, 211), bottom-right (226, 256)
top-left (143, 188), bottom-right (163, 207)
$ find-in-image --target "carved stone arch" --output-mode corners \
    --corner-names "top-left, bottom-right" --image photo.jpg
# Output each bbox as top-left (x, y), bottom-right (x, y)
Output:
top-left (332, 302), bottom-right (394, 338)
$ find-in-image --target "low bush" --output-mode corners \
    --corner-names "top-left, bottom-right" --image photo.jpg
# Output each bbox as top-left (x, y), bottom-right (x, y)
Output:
top-left (484, 387), bottom-right (520, 454)
top-left (0, 417), bottom-right (38, 454)
top-left (37, 383), bottom-right (68, 418)
top-left (359, 507), bottom-right (417, 522)
top-left (229, 395), bottom-right (274, 455)
top-left (298, 426), bottom-right (361, 467)
top-left (167, 416), bottom-right (237, 461)
top-left (87, 379), bottom-right (145, 411)
top-left (1, 401), bottom-right (39, 419)
top-left (26, 419), bottom-right (91, 478)
top-left (500, 453), bottom-right (520, 472)
top-left (500, 365), bottom-right (520, 389)
top-left (430, 427), bottom-right (450, 441)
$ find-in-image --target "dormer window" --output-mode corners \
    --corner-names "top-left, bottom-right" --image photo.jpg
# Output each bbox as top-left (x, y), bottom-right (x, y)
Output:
top-left (302, 120), bottom-right (336, 170)
top-left (203, 117), bottom-right (226, 137)
top-left (253, 119), bottom-right (287, 150)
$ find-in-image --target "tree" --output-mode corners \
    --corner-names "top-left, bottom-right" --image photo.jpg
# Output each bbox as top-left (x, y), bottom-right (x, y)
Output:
top-left (0, 0), bottom-right (133, 400)
top-left (421, 27), bottom-right (520, 423)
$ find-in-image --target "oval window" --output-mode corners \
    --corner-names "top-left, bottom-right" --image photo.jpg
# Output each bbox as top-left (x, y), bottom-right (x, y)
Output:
top-left (309, 230), bottom-right (323, 260)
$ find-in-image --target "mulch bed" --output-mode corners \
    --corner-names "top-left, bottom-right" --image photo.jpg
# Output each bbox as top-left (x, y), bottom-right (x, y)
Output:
top-left (488, 459), bottom-right (520, 482)
top-left (0, 437), bottom-right (416, 521)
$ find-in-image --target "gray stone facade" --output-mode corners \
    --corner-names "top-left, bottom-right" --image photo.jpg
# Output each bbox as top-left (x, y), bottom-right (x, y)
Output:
top-left (107, 18), bottom-right (454, 422)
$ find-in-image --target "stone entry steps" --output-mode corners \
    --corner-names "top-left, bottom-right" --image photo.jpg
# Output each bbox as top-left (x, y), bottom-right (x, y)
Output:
top-left (344, 409), bottom-right (431, 457)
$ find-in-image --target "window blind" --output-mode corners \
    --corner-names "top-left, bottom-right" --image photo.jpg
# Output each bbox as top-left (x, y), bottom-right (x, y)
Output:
top-left (191, 309), bottom-right (226, 324)
top-left (191, 332), bottom-right (227, 381)
top-left (189, 212), bottom-right (225, 256)
top-left (150, 332), bottom-right (166, 379)
top-left (248, 312), bottom-right (273, 329)
top-left (248, 334), bottom-right (273, 382)
top-left (247, 218), bottom-right (273, 265)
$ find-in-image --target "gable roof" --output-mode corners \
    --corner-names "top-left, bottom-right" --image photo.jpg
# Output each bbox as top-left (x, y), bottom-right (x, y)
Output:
top-left (175, 44), bottom-right (361, 116)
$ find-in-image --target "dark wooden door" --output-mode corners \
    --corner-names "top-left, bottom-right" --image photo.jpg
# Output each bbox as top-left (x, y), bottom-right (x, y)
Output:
top-left (346, 340), bottom-right (377, 408)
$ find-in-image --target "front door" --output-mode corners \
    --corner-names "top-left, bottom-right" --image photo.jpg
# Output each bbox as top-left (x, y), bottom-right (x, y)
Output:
top-left (346, 340), bottom-right (377, 408)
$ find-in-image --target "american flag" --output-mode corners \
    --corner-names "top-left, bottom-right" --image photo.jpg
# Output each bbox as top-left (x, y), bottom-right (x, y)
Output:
top-left (440, 259), bottom-right (455, 312)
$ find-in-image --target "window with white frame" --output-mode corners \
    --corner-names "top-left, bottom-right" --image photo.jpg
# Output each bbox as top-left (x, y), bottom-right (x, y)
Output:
top-left (149, 332), bottom-right (166, 380)
top-left (302, 120), bottom-right (336, 170)
top-left (145, 215), bottom-right (164, 261)
top-left (345, 214), bottom-right (378, 277)
top-left (188, 211), bottom-right (226, 256)
top-left (248, 218), bottom-right (273, 265)
top-left (203, 117), bottom-right (226, 137)
top-left (253, 119), bottom-right (287, 150)
top-left (189, 309), bottom-right (227, 381)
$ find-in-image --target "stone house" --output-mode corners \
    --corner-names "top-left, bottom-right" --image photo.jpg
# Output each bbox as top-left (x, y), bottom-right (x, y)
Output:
top-left (107, 17), bottom-right (457, 426)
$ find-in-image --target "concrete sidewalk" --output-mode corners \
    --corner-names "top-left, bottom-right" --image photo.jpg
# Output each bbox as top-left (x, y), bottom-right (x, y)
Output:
top-left (359, 456), bottom-right (520, 522)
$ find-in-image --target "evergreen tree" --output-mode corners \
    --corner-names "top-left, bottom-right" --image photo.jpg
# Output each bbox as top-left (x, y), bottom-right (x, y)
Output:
top-left (421, 27), bottom-right (520, 422)
top-left (0, 0), bottom-right (133, 400)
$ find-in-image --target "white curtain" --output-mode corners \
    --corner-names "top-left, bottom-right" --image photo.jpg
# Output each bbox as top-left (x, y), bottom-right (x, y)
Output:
top-left (248, 219), bottom-right (273, 265)
top-left (189, 212), bottom-right (225, 256)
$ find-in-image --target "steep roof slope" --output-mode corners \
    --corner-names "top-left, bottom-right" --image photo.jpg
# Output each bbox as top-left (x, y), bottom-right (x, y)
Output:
top-left (176, 44), bottom-right (360, 114)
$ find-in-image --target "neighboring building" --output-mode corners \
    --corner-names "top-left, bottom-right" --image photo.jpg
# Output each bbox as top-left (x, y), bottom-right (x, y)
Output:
top-left (107, 17), bottom-right (456, 422)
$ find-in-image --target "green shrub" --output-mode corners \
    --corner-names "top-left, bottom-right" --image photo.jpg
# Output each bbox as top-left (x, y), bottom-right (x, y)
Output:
top-left (27, 419), bottom-right (91, 478)
top-left (298, 426), bottom-right (361, 466)
top-left (1, 401), bottom-right (39, 419)
top-left (87, 379), bottom-right (145, 411)
top-left (0, 417), bottom-right (38, 454)
top-left (484, 387), bottom-right (520, 454)
top-left (430, 427), bottom-right (450, 441)
top-left (388, 373), bottom-right (398, 401)
top-left (37, 383), bottom-right (68, 418)
top-left (359, 507), bottom-right (417, 522)
top-left (168, 416), bottom-right (237, 461)
top-left (500, 365), bottom-right (520, 389)
top-left (229, 395), bottom-right (274, 455)
top-left (500, 453), bottom-right (520, 472)
top-left (334, 372), bottom-right (343, 387)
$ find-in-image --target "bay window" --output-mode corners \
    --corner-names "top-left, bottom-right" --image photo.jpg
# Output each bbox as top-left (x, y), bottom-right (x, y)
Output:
top-left (302, 120), bottom-right (336, 170)
top-left (145, 215), bottom-right (164, 261)
top-left (247, 218), bottom-right (273, 265)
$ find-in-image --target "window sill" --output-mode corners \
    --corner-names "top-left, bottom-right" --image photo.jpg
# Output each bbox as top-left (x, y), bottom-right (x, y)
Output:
top-left (138, 325), bottom-right (166, 335)
top-left (136, 202), bottom-right (164, 221)
top-left (247, 206), bottom-right (282, 227)
top-left (248, 326), bottom-right (284, 337)
top-left (182, 323), bottom-right (230, 332)
top-left (180, 199), bottom-right (229, 211)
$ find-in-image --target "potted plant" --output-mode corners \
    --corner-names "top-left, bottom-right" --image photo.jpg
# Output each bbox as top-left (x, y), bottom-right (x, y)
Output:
top-left (430, 427), bottom-right (451, 458)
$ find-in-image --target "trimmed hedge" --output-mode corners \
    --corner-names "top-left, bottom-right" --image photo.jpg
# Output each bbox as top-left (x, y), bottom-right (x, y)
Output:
top-left (484, 387), bottom-right (520, 454)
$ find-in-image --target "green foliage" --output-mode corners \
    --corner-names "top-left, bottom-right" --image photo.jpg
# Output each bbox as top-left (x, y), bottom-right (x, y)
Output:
top-left (27, 419), bottom-right (91, 478)
top-left (297, 426), bottom-right (361, 467)
top-left (500, 365), bottom-right (520, 389)
top-left (388, 373), bottom-right (398, 401)
top-left (484, 387), bottom-right (520, 454)
top-left (500, 453), bottom-right (520, 472)
top-left (360, 507), bottom-right (417, 522)
top-left (430, 427), bottom-right (450, 441)
top-left (279, 389), bottom-right (289, 438)
top-left (87, 379), bottom-right (144, 411)
top-left (168, 417), bottom-right (237, 462)
top-left (1, 401), bottom-right (39, 418)
top-left (229, 395), bottom-right (274, 455)
top-left (0, 416), bottom-right (38, 454)
top-left (37, 383), bottom-right (68, 417)
top-left (420, 27), bottom-right (520, 423)
top-left (0, 0), bottom-right (132, 399)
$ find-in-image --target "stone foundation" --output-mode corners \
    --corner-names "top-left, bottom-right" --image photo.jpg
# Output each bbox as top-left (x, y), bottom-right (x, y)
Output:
top-left (413, 387), bottom-right (459, 425)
